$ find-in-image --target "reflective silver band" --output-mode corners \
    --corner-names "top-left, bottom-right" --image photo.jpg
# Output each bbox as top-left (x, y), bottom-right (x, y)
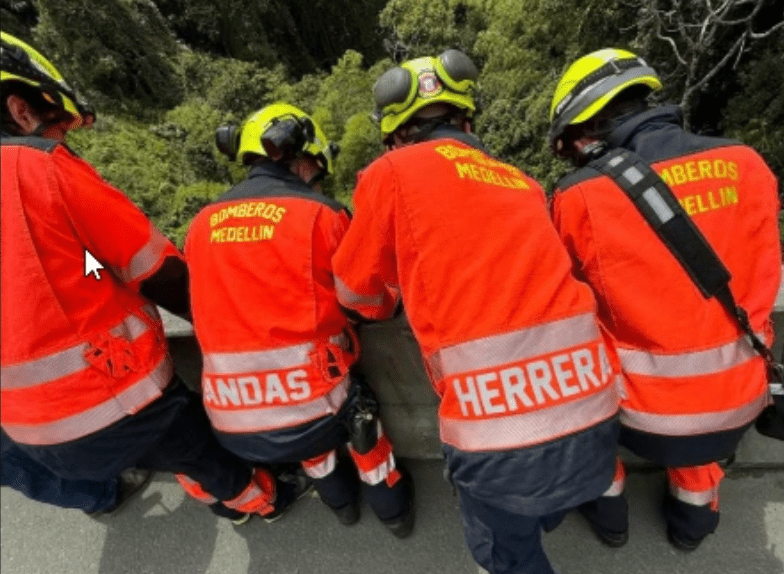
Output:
top-left (2, 313), bottom-right (152, 389)
top-left (116, 225), bottom-right (173, 283)
top-left (428, 313), bottom-right (600, 381)
top-left (439, 381), bottom-right (618, 452)
top-left (617, 334), bottom-right (762, 378)
top-left (334, 276), bottom-right (384, 308)
top-left (203, 334), bottom-right (347, 375)
top-left (620, 390), bottom-right (769, 435)
top-left (3, 355), bottom-right (172, 445)
top-left (670, 484), bottom-right (719, 507)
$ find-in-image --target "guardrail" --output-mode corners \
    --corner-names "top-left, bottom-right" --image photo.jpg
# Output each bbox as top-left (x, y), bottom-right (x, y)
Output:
top-left (162, 268), bottom-right (784, 464)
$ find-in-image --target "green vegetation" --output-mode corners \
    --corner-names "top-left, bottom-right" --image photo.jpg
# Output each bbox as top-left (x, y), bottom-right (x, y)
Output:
top-left (3, 0), bottom-right (782, 246)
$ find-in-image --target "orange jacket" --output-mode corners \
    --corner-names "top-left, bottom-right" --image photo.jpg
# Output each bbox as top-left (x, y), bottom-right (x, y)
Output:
top-left (333, 133), bottom-right (620, 454)
top-left (1, 137), bottom-right (178, 445)
top-left (185, 163), bottom-right (356, 435)
top-left (552, 112), bottom-right (780, 449)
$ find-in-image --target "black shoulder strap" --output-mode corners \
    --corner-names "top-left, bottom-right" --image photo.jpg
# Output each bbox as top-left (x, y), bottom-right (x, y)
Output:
top-left (590, 148), bottom-right (782, 383)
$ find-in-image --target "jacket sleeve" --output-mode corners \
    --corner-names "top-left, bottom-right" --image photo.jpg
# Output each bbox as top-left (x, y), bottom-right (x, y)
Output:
top-left (332, 158), bottom-right (400, 321)
top-left (54, 149), bottom-right (185, 297)
top-left (550, 184), bottom-right (595, 285)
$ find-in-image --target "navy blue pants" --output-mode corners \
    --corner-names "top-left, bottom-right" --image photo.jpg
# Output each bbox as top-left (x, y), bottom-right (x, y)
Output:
top-left (13, 378), bottom-right (251, 503)
top-left (1, 430), bottom-right (116, 513)
top-left (456, 484), bottom-right (565, 574)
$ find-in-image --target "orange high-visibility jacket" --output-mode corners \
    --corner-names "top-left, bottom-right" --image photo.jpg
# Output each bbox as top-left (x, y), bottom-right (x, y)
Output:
top-left (551, 111), bottom-right (780, 462)
top-left (185, 163), bottom-right (356, 436)
top-left (1, 137), bottom-right (179, 445)
top-left (333, 133), bottom-right (620, 455)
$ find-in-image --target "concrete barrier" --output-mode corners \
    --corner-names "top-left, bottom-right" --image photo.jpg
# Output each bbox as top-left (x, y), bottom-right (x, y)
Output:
top-left (162, 268), bottom-right (784, 464)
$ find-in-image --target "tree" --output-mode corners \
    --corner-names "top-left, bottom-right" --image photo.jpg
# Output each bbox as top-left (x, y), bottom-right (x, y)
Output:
top-left (34, 0), bottom-right (182, 114)
top-left (634, 0), bottom-right (784, 130)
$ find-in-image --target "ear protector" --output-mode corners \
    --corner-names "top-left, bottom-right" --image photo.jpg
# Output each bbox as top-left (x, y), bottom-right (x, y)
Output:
top-left (260, 115), bottom-right (315, 162)
top-left (214, 124), bottom-right (240, 162)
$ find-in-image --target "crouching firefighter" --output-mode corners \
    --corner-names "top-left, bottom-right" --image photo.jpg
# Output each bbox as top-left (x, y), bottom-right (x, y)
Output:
top-left (184, 103), bottom-right (415, 537)
top-left (548, 48), bottom-right (782, 551)
top-left (0, 32), bottom-right (293, 525)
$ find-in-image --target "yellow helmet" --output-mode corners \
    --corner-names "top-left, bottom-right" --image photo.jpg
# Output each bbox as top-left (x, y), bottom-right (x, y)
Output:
top-left (218, 102), bottom-right (338, 176)
top-left (373, 49), bottom-right (478, 138)
top-left (1, 31), bottom-right (94, 129)
top-left (548, 48), bottom-right (662, 155)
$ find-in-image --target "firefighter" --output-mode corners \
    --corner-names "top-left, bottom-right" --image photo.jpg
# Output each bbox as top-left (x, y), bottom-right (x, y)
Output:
top-left (184, 102), bottom-right (414, 536)
top-left (0, 32), bottom-right (309, 525)
top-left (548, 48), bottom-right (781, 551)
top-left (332, 50), bottom-right (621, 574)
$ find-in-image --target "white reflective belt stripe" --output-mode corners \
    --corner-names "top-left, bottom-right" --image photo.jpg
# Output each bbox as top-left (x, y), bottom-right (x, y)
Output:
top-left (302, 450), bottom-right (338, 479)
top-left (439, 382), bottom-right (618, 452)
top-left (429, 313), bottom-right (600, 380)
top-left (357, 453), bottom-right (395, 486)
top-left (1, 314), bottom-right (152, 389)
top-left (617, 334), bottom-right (763, 378)
top-left (670, 484), bottom-right (719, 507)
top-left (620, 390), bottom-right (769, 435)
top-left (203, 334), bottom-right (347, 375)
top-left (206, 376), bottom-right (350, 433)
top-left (2, 355), bottom-right (173, 445)
top-left (115, 225), bottom-right (172, 284)
top-left (334, 276), bottom-right (384, 308)
top-left (177, 475), bottom-right (218, 504)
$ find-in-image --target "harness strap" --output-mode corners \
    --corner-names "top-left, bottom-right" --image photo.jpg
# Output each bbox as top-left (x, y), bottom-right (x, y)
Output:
top-left (589, 148), bottom-right (782, 384)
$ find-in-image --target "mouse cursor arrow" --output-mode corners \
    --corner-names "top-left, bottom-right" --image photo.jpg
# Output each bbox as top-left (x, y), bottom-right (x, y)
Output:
top-left (84, 249), bottom-right (104, 280)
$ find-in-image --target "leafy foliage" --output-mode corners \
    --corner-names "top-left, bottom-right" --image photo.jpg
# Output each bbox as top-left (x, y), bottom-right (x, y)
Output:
top-left (7, 0), bottom-right (780, 243)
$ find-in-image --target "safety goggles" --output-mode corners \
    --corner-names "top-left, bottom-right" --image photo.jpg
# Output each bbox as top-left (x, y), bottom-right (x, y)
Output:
top-left (372, 49), bottom-right (478, 119)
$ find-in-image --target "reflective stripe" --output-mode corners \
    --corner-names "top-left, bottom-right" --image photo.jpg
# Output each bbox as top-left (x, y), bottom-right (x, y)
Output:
top-left (1, 313), bottom-right (152, 389)
top-left (3, 355), bottom-right (172, 445)
top-left (603, 458), bottom-right (626, 497)
top-left (203, 334), bottom-right (347, 375)
top-left (670, 484), bottom-right (720, 507)
top-left (115, 225), bottom-right (172, 284)
top-left (302, 450), bottom-right (338, 479)
top-left (620, 390), bottom-right (769, 435)
top-left (617, 334), bottom-right (762, 378)
top-left (334, 276), bottom-right (384, 308)
top-left (604, 476), bottom-right (625, 497)
top-left (356, 453), bottom-right (395, 486)
top-left (439, 381), bottom-right (618, 452)
top-left (348, 423), bottom-right (395, 485)
top-left (428, 313), bottom-right (599, 382)
top-left (224, 480), bottom-right (264, 511)
top-left (205, 375), bottom-right (350, 433)
top-left (176, 474), bottom-right (218, 504)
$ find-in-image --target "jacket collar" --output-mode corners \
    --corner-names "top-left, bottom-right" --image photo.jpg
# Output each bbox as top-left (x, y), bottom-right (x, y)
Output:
top-left (418, 124), bottom-right (487, 152)
top-left (247, 160), bottom-right (309, 188)
top-left (605, 105), bottom-right (683, 151)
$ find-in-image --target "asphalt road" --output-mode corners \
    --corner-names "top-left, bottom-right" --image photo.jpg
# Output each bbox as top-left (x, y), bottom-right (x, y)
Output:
top-left (2, 459), bottom-right (783, 574)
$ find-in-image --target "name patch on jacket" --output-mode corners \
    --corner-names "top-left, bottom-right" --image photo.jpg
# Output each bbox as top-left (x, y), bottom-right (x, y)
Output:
top-left (657, 159), bottom-right (740, 217)
top-left (208, 201), bottom-right (287, 243)
top-left (203, 369), bottom-right (311, 407)
top-left (434, 144), bottom-right (531, 190)
top-left (450, 343), bottom-right (612, 417)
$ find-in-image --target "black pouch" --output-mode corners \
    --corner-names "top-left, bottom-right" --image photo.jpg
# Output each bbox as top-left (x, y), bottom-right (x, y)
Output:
top-left (755, 368), bottom-right (784, 441)
top-left (346, 375), bottom-right (380, 454)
